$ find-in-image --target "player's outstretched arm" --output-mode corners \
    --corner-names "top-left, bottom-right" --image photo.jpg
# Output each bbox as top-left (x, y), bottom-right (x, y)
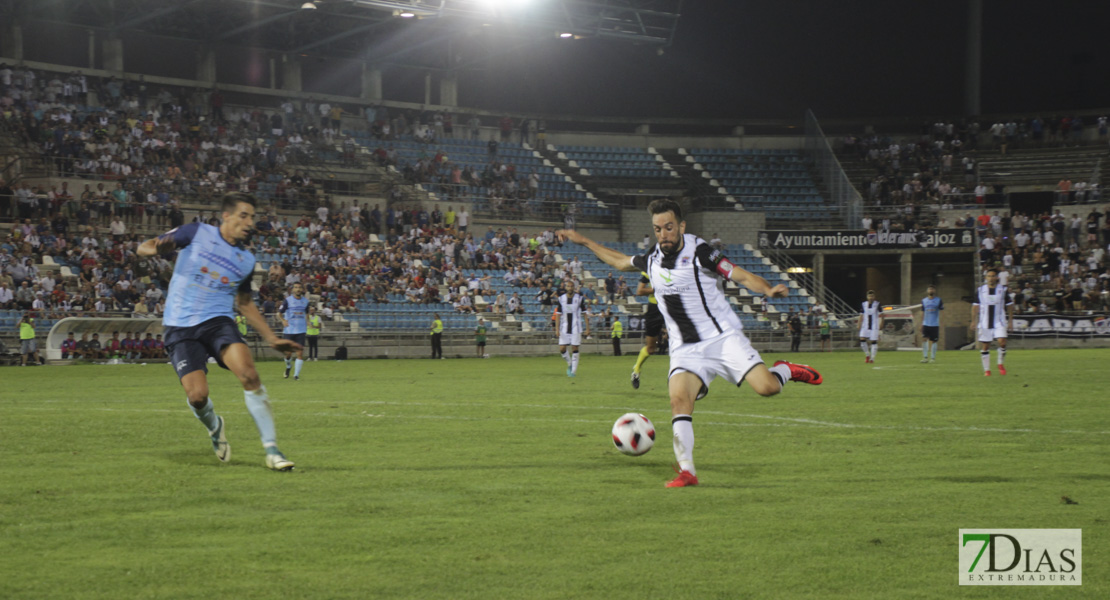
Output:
top-left (728, 266), bottom-right (788, 298)
top-left (237, 290), bottom-right (301, 353)
top-left (136, 233), bottom-right (177, 257)
top-left (556, 229), bottom-right (638, 272)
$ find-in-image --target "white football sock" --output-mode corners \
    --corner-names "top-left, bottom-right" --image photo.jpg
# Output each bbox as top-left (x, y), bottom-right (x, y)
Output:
top-left (769, 362), bottom-right (790, 389)
top-left (571, 351), bottom-right (579, 374)
top-left (980, 351), bottom-right (990, 372)
top-left (561, 351), bottom-right (570, 366)
top-left (870, 344), bottom-right (877, 360)
top-left (244, 386), bottom-right (276, 447)
top-left (860, 341), bottom-right (868, 354)
top-left (190, 397), bottom-right (220, 433)
top-left (997, 347), bottom-right (1006, 366)
top-left (672, 415), bottom-right (695, 475)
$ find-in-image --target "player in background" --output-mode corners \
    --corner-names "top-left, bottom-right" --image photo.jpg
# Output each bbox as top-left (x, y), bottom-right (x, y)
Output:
top-left (279, 282), bottom-right (309, 380)
top-left (558, 199), bottom-right (821, 488)
top-left (555, 280), bottom-right (590, 377)
top-left (630, 272), bottom-right (663, 389)
top-left (859, 290), bottom-right (883, 363)
top-left (137, 192), bottom-right (300, 471)
top-left (971, 268), bottom-right (1013, 376)
top-left (920, 284), bottom-right (944, 363)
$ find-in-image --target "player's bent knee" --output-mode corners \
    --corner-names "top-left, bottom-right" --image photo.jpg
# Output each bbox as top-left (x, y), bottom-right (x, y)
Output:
top-left (746, 371), bottom-right (782, 397)
top-left (184, 385), bottom-right (209, 406)
top-left (237, 368), bottom-right (262, 390)
top-left (669, 394), bottom-right (696, 415)
top-left (750, 383), bottom-right (785, 397)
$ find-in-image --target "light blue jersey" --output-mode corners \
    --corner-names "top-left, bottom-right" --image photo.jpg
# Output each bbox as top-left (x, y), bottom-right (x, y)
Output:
top-left (162, 222), bottom-right (256, 327)
top-left (921, 296), bottom-right (944, 327)
top-left (281, 295), bottom-right (309, 335)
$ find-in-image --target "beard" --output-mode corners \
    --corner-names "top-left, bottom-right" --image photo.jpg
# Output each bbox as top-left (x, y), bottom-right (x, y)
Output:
top-left (659, 240), bottom-right (680, 256)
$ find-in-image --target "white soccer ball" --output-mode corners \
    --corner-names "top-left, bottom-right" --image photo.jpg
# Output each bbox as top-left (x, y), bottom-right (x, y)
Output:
top-left (611, 413), bottom-right (655, 456)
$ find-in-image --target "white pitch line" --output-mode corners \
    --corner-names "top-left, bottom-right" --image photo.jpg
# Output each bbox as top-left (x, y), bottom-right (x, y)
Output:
top-left (4, 404), bottom-right (1108, 436)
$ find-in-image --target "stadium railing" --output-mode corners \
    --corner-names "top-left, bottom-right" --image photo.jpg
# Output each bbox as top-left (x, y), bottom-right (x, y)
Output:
top-left (805, 109), bottom-right (863, 229)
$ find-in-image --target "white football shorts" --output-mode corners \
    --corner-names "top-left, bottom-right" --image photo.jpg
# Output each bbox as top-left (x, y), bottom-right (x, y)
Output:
top-left (977, 325), bottom-right (1008, 343)
top-left (668, 329), bottom-right (764, 390)
top-left (559, 331), bottom-right (583, 347)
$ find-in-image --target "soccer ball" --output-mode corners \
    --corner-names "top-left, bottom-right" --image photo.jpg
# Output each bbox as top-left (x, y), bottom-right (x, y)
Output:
top-left (611, 413), bottom-right (655, 456)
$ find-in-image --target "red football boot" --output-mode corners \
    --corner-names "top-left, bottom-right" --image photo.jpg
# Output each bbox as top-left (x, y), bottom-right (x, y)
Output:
top-left (665, 470), bottom-right (699, 488)
top-left (998, 365), bottom-right (1007, 376)
top-left (774, 360), bottom-right (823, 385)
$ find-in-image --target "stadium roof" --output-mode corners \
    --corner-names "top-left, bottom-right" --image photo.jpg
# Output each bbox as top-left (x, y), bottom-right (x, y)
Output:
top-left (4, 0), bottom-right (683, 70)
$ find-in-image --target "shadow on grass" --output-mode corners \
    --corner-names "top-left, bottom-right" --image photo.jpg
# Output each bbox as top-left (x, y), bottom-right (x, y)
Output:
top-left (932, 475), bottom-right (1014, 484)
top-left (1071, 473), bottom-right (1110, 481)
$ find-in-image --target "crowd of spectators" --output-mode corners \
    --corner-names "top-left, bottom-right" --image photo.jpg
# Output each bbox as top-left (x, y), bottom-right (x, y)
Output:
top-left (842, 114), bottom-right (1108, 210)
top-left (0, 63), bottom-right (379, 223)
top-left (2, 62), bottom-right (585, 231)
top-left (253, 204), bottom-right (631, 324)
top-left (843, 128), bottom-right (980, 209)
top-left (968, 207), bottom-right (1110, 314)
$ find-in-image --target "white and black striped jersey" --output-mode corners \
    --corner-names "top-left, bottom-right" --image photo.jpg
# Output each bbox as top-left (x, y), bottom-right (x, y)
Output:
top-left (556, 292), bottom-right (587, 335)
top-left (630, 233), bottom-right (741, 352)
top-left (974, 284), bottom-right (1012, 329)
top-left (859, 300), bottom-right (882, 331)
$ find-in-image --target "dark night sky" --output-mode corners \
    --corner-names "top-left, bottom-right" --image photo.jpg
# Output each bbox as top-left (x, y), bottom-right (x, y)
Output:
top-left (454, 0), bottom-right (1110, 120)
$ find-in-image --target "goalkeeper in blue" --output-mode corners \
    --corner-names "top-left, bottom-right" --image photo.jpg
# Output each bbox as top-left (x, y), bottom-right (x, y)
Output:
top-left (138, 192), bottom-right (301, 471)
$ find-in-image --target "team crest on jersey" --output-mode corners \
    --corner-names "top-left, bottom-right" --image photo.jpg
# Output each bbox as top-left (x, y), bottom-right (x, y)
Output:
top-left (680, 257), bottom-right (691, 266)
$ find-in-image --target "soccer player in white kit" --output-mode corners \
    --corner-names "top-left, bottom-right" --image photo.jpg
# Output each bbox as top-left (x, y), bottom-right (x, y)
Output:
top-left (858, 290), bottom-right (883, 363)
top-left (970, 268), bottom-right (1013, 376)
top-left (555, 280), bottom-right (590, 377)
top-left (558, 199), bottom-right (822, 488)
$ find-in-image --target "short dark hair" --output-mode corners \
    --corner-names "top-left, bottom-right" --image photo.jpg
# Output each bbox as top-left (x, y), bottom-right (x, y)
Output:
top-left (221, 192), bottom-right (257, 214)
top-left (985, 267), bottom-right (998, 276)
top-left (647, 199), bottom-right (683, 222)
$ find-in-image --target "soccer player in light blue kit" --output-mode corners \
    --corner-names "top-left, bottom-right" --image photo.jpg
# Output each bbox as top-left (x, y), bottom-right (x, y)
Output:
top-left (279, 282), bottom-right (309, 380)
top-left (920, 284), bottom-right (944, 363)
top-left (138, 192), bottom-right (301, 471)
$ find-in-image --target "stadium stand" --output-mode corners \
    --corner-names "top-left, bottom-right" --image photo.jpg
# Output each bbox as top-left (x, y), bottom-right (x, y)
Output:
top-left (684, 148), bottom-right (834, 220)
top-left (555, 145), bottom-right (676, 179)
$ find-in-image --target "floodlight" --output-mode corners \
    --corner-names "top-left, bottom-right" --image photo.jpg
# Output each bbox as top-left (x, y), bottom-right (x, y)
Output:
top-left (558, 32), bottom-right (573, 38)
top-left (300, 2), bottom-right (317, 9)
top-left (399, 11), bottom-right (416, 18)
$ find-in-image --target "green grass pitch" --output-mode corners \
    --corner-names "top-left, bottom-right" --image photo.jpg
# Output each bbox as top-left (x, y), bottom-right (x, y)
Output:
top-left (1, 348), bottom-right (1107, 599)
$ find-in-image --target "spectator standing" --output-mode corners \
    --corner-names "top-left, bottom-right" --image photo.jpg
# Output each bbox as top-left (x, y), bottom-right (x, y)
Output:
top-left (457, 207), bottom-right (469, 233)
top-left (788, 309), bottom-right (803, 352)
top-left (610, 316), bottom-right (623, 356)
top-left (306, 306), bottom-right (321, 361)
top-left (475, 318), bottom-right (488, 358)
top-left (430, 313), bottom-right (444, 359)
top-left (18, 313), bottom-right (40, 366)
